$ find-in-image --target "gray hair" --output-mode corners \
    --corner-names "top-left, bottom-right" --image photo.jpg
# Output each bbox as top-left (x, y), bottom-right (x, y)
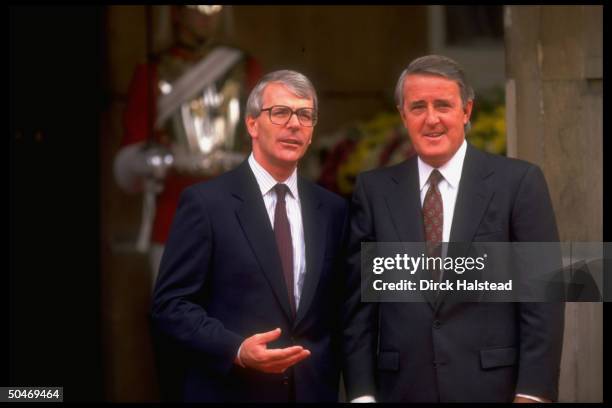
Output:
top-left (394, 54), bottom-right (475, 110)
top-left (246, 70), bottom-right (318, 118)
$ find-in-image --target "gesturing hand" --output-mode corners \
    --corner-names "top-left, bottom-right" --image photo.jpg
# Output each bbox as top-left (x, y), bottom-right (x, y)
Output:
top-left (237, 328), bottom-right (311, 373)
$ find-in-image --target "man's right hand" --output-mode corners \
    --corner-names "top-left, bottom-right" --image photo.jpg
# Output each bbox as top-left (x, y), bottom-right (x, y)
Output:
top-left (236, 328), bottom-right (311, 373)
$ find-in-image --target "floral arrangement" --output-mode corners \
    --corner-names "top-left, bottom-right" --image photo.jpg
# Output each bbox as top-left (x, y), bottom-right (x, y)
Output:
top-left (467, 88), bottom-right (506, 155)
top-left (312, 112), bottom-right (413, 198)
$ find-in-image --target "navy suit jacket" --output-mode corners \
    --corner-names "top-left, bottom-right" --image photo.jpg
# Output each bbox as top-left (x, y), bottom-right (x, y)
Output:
top-left (151, 160), bottom-right (370, 402)
top-left (348, 143), bottom-right (565, 402)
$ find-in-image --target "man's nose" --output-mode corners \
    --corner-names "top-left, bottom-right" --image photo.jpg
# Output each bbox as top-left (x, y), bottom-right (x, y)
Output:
top-left (425, 106), bottom-right (440, 125)
top-left (286, 112), bottom-right (302, 128)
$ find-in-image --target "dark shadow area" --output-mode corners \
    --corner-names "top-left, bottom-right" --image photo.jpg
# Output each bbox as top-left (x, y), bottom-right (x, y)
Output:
top-left (9, 6), bottom-right (104, 401)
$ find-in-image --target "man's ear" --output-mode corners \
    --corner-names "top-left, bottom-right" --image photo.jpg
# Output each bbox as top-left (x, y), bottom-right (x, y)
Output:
top-left (398, 105), bottom-right (409, 128)
top-left (245, 115), bottom-right (258, 140)
top-left (463, 100), bottom-right (474, 124)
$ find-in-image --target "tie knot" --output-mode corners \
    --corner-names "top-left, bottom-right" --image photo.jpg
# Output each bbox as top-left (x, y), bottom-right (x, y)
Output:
top-left (428, 169), bottom-right (443, 187)
top-left (274, 183), bottom-right (290, 201)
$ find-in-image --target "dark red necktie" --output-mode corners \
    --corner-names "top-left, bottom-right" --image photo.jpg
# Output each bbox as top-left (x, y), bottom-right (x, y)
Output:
top-left (423, 169), bottom-right (444, 282)
top-left (273, 184), bottom-right (295, 316)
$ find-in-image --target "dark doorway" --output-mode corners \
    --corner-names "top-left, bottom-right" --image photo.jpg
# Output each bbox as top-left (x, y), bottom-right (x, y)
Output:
top-left (10, 6), bottom-right (104, 401)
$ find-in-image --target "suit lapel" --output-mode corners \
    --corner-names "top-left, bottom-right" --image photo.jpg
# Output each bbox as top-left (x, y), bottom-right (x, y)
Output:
top-left (294, 177), bottom-right (325, 327)
top-left (435, 144), bottom-right (495, 311)
top-left (384, 159), bottom-right (438, 308)
top-left (233, 162), bottom-right (294, 321)
top-left (384, 158), bottom-right (425, 242)
top-left (448, 144), bottom-right (495, 245)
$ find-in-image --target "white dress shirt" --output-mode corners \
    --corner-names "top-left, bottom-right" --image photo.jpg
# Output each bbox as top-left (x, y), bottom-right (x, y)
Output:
top-left (248, 153), bottom-right (306, 309)
top-left (248, 154), bottom-right (375, 403)
top-left (417, 138), bottom-right (467, 244)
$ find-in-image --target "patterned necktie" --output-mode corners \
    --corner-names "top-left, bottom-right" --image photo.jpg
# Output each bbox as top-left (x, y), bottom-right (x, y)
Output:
top-left (423, 169), bottom-right (444, 282)
top-left (273, 184), bottom-right (295, 316)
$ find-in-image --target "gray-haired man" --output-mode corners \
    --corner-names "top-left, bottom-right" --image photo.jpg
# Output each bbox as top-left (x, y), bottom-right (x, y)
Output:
top-left (151, 70), bottom-right (374, 402)
top-left (348, 55), bottom-right (564, 402)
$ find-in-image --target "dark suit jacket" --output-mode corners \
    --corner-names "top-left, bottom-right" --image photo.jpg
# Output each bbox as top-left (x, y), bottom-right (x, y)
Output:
top-left (348, 143), bottom-right (565, 402)
top-left (150, 160), bottom-right (370, 402)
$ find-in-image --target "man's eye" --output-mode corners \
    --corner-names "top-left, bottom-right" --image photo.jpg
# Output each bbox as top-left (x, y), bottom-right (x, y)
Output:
top-left (272, 109), bottom-right (290, 117)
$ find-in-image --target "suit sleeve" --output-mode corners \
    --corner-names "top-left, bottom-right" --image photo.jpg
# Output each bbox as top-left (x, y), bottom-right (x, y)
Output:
top-left (150, 186), bottom-right (244, 375)
top-left (511, 165), bottom-right (565, 401)
top-left (341, 175), bottom-right (378, 399)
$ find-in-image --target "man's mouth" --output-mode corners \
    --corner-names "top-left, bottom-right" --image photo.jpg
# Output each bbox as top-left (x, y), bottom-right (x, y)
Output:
top-left (423, 131), bottom-right (445, 138)
top-left (278, 138), bottom-right (303, 146)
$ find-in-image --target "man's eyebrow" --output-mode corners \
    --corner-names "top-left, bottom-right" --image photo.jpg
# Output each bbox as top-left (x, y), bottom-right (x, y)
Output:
top-left (408, 100), bottom-right (426, 107)
top-left (408, 97), bottom-right (455, 108)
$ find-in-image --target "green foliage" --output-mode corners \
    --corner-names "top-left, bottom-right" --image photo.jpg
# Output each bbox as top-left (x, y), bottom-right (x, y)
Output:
top-left (468, 87), bottom-right (506, 155)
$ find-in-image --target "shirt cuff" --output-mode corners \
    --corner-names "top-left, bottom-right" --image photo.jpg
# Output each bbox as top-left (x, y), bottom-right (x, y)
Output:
top-left (350, 395), bottom-right (376, 403)
top-left (235, 343), bottom-right (245, 367)
top-left (515, 393), bottom-right (548, 403)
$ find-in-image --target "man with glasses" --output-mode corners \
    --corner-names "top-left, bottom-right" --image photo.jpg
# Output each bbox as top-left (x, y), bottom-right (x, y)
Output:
top-left (151, 70), bottom-right (374, 402)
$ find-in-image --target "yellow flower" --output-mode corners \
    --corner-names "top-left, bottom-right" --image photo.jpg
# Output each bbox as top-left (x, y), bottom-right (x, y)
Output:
top-left (336, 112), bottom-right (403, 194)
top-left (469, 105), bottom-right (506, 155)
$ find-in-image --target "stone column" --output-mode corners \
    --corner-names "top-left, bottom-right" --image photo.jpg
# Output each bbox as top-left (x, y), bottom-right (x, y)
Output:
top-left (504, 5), bottom-right (602, 402)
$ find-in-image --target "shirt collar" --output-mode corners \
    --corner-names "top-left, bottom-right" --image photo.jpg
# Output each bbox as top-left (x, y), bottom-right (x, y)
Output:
top-left (418, 138), bottom-right (467, 192)
top-left (248, 153), bottom-right (299, 199)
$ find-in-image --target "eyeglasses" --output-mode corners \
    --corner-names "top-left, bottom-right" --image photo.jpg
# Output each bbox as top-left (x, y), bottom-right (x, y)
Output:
top-left (260, 105), bottom-right (317, 127)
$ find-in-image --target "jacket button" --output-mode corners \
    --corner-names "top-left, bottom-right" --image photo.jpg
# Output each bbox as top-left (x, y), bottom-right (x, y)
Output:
top-left (433, 320), bottom-right (441, 329)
